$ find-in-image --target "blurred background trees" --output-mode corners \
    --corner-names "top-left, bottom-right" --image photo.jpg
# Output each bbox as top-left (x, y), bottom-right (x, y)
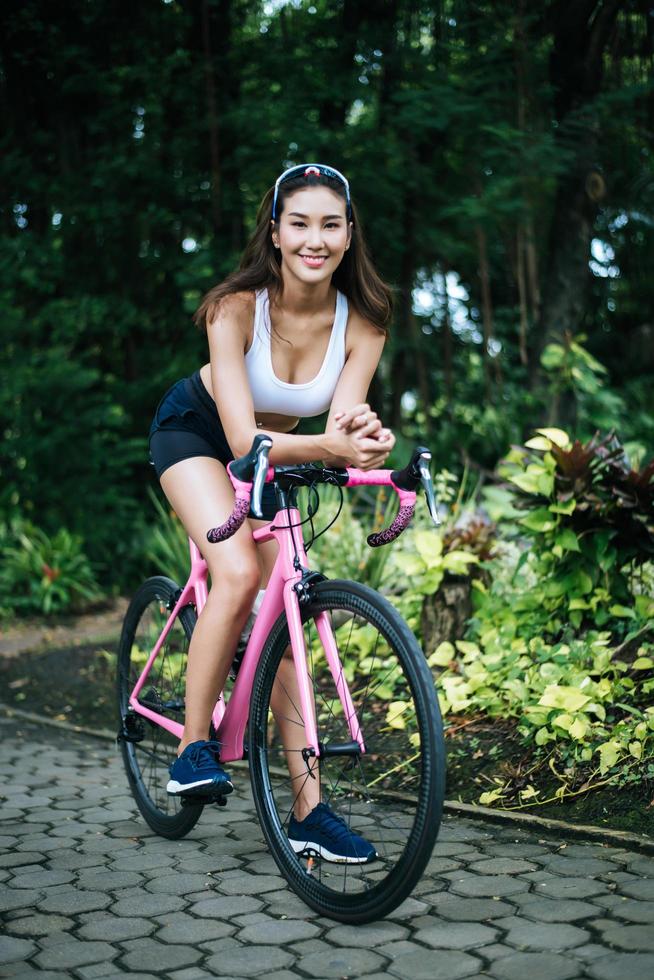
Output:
top-left (1, 0), bottom-right (653, 585)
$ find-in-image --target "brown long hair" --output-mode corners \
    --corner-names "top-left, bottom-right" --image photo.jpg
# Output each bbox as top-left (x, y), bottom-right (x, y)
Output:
top-left (194, 171), bottom-right (393, 334)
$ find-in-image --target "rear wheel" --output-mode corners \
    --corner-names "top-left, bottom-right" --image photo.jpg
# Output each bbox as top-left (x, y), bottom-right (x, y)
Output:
top-left (248, 579), bottom-right (445, 923)
top-left (117, 576), bottom-right (202, 839)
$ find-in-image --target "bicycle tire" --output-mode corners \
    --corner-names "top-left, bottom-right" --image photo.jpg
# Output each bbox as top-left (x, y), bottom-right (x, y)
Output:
top-left (248, 578), bottom-right (445, 923)
top-left (117, 575), bottom-right (202, 839)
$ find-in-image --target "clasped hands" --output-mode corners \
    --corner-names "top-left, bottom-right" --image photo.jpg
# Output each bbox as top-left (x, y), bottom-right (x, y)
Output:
top-left (330, 403), bottom-right (396, 471)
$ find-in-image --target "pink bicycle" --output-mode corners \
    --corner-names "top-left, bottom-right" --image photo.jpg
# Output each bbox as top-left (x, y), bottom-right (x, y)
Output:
top-left (117, 436), bottom-right (445, 922)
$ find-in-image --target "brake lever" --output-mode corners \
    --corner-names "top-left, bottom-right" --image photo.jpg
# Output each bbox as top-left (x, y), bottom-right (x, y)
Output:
top-left (250, 438), bottom-right (273, 518)
top-left (417, 452), bottom-right (441, 526)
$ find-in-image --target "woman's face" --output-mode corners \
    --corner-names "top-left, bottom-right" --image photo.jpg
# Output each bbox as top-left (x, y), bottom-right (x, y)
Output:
top-left (272, 186), bottom-right (352, 284)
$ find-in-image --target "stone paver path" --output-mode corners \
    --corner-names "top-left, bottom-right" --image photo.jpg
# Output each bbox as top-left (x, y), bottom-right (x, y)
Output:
top-left (1, 715), bottom-right (654, 980)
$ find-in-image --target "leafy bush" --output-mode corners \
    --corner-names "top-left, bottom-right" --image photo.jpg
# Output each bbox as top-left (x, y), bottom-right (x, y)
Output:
top-left (430, 427), bottom-right (654, 809)
top-left (498, 427), bottom-right (654, 633)
top-left (0, 520), bottom-right (102, 616)
top-left (142, 489), bottom-right (192, 586)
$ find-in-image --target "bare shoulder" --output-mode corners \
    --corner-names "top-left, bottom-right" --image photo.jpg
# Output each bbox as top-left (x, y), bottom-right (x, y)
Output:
top-left (207, 290), bottom-right (256, 335)
top-left (345, 304), bottom-right (387, 358)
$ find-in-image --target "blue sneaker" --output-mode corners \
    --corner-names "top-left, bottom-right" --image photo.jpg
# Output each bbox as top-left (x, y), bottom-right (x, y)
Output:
top-left (166, 740), bottom-right (233, 797)
top-left (288, 803), bottom-right (377, 864)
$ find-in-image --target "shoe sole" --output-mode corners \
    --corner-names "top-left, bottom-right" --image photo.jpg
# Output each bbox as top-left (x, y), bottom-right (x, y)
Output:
top-left (166, 778), bottom-right (233, 797)
top-left (288, 838), bottom-right (377, 865)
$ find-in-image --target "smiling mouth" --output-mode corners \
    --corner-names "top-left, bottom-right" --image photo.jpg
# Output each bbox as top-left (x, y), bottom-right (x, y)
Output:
top-left (300, 255), bottom-right (327, 267)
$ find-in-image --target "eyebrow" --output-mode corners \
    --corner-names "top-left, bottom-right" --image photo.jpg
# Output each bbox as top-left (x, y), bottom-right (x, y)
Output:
top-left (288, 212), bottom-right (344, 220)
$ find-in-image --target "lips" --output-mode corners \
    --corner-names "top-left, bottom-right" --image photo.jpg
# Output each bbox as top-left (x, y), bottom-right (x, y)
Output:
top-left (300, 255), bottom-right (327, 268)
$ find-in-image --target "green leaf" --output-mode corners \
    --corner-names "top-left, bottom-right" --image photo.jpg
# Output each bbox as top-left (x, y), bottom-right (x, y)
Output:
top-left (555, 528), bottom-right (580, 552)
top-left (538, 685), bottom-right (591, 712)
top-left (520, 508), bottom-right (558, 532)
top-left (597, 739), bottom-right (622, 774)
top-left (414, 531), bottom-right (443, 566)
top-left (524, 436), bottom-right (552, 451)
top-left (428, 642), bottom-right (455, 667)
top-left (609, 604), bottom-right (635, 618)
top-left (632, 657), bottom-right (654, 670)
top-left (535, 427), bottom-right (570, 448)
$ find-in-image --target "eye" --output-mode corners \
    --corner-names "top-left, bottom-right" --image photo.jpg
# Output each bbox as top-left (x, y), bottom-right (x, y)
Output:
top-left (292, 221), bottom-right (306, 228)
top-left (325, 222), bottom-right (340, 229)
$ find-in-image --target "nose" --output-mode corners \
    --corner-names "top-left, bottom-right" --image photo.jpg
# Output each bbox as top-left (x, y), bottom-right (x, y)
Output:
top-left (306, 225), bottom-right (324, 249)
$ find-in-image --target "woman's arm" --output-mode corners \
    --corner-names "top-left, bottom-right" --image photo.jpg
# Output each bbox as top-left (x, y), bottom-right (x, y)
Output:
top-left (207, 294), bottom-right (387, 468)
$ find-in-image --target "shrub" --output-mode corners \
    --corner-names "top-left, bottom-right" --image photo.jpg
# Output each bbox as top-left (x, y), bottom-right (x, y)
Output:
top-left (0, 520), bottom-right (102, 616)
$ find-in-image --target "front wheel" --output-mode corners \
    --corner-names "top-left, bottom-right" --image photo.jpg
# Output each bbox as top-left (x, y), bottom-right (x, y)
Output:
top-left (248, 579), bottom-right (445, 923)
top-left (117, 576), bottom-right (202, 839)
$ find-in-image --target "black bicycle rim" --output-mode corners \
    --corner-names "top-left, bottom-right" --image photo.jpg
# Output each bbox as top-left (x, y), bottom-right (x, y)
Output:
top-left (248, 579), bottom-right (445, 922)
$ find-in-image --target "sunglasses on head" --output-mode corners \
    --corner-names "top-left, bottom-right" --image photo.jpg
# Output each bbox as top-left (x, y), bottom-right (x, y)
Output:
top-left (271, 163), bottom-right (351, 222)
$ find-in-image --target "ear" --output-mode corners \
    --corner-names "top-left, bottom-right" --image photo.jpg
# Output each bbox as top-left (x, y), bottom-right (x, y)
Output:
top-left (270, 220), bottom-right (280, 249)
top-left (345, 221), bottom-right (353, 251)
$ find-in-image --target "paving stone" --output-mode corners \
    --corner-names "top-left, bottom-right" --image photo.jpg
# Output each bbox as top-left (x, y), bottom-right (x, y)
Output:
top-left (538, 855), bottom-right (617, 876)
top-left (154, 912), bottom-right (234, 944)
top-left (586, 952), bottom-right (654, 979)
top-left (0, 852), bottom-right (46, 868)
top-left (109, 852), bottom-right (173, 872)
top-left (534, 877), bottom-right (608, 899)
top-left (433, 896), bottom-right (516, 921)
top-left (4, 914), bottom-right (74, 936)
top-left (75, 964), bottom-right (121, 979)
top-left (377, 940), bottom-right (425, 961)
top-left (618, 879), bottom-right (654, 901)
top-left (449, 872), bottom-right (530, 898)
top-left (0, 888), bottom-right (43, 912)
top-left (76, 869), bottom-right (145, 891)
top-left (259, 889), bottom-right (313, 918)
top-left (595, 923), bottom-right (654, 952)
top-left (144, 873), bottom-right (214, 895)
top-left (326, 922), bottom-right (408, 946)
top-left (514, 895), bottom-right (599, 922)
top-left (39, 889), bottom-right (112, 915)
top-left (476, 943), bottom-right (516, 961)
top-left (388, 948), bottom-right (480, 979)
top-left (9, 870), bottom-right (74, 889)
top-left (119, 939), bottom-right (203, 972)
top-left (417, 920), bottom-right (499, 949)
top-left (386, 895), bottom-right (429, 919)
top-left (467, 858), bottom-right (537, 875)
top-left (46, 851), bottom-right (104, 871)
top-left (489, 951), bottom-right (581, 980)
top-left (33, 939), bottom-right (116, 970)
top-left (190, 894), bottom-right (264, 918)
top-left (593, 895), bottom-right (654, 923)
top-left (0, 935), bottom-right (38, 964)
top-left (217, 874), bottom-right (283, 895)
top-left (206, 945), bottom-right (294, 976)
top-left (295, 947), bottom-right (384, 978)
top-left (497, 916), bottom-right (590, 951)
top-left (238, 918), bottom-right (320, 944)
top-left (485, 843), bottom-right (548, 859)
top-left (111, 893), bottom-right (185, 916)
top-left (625, 855), bottom-right (654, 875)
top-left (77, 915), bottom-right (156, 942)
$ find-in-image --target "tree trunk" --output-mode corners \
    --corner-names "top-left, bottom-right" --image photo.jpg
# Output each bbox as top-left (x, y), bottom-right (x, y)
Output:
top-left (532, 0), bottom-right (621, 379)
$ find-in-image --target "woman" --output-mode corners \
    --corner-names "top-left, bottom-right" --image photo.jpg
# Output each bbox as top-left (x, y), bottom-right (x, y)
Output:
top-left (148, 163), bottom-right (395, 861)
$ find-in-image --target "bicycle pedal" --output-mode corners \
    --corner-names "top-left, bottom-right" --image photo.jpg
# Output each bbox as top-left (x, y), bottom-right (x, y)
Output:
top-left (178, 792), bottom-right (229, 808)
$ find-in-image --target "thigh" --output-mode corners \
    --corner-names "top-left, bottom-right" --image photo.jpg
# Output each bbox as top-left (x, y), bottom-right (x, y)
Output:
top-left (160, 456), bottom-right (259, 577)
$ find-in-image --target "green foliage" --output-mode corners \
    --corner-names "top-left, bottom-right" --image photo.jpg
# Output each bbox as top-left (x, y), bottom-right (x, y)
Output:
top-left (499, 427), bottom-right (654, 633)
top-left (142, 489), bottom-right (191, 587)
top-left (301, 485), bottom-right (397, 592)
top-left (0, 520), bottom-right (102, 616)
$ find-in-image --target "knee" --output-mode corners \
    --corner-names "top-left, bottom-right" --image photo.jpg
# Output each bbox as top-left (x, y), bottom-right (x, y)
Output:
top-left (208, 555), bottom-right (260, 608)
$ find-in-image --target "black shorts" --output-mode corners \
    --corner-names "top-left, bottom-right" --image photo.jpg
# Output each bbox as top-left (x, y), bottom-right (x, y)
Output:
top-left (148, 371), bottom-right (294, 521)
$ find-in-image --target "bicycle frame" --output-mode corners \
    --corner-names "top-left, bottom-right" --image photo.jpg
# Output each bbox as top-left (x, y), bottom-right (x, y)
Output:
top-left (127, 503), bottom-right (363, 763)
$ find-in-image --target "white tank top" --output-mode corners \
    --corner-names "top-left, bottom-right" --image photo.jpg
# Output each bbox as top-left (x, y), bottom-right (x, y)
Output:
top-left (244, 288), bottom-right (348, 417)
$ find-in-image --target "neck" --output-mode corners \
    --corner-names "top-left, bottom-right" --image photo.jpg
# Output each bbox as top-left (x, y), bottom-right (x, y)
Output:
top-left (274, 266), bottom-right (333, 315)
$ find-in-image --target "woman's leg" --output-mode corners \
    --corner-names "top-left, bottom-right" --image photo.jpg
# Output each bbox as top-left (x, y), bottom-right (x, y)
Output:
top-left (160, 456), bottom-right (261, 756)
top-left (252, 526), bottom-right (320, 820)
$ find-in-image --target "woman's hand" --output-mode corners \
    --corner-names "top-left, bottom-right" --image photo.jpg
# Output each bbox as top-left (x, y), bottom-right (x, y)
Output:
top-left (334, 404), bottom-right (392, 444)
top-left (325, 402), bottom-right (396, 470)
